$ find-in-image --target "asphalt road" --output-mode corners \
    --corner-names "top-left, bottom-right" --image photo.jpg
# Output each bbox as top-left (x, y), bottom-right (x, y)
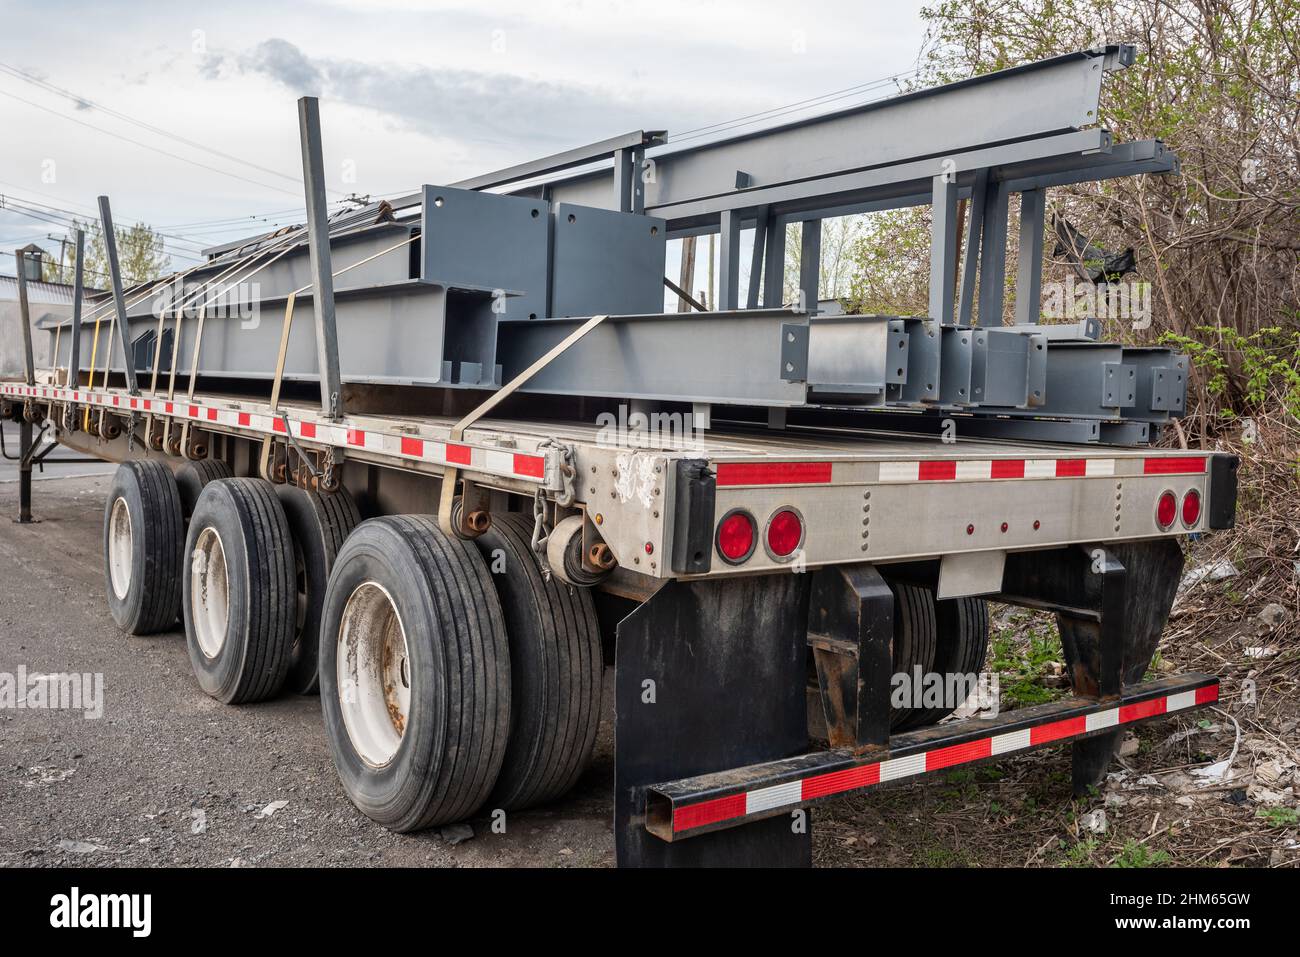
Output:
top-left (0, 471), bottom-right (614, 867)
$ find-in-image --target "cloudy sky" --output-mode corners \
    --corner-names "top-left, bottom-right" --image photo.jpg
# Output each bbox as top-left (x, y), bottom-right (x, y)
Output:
top-left (0, 0), bottom-right (928, 275)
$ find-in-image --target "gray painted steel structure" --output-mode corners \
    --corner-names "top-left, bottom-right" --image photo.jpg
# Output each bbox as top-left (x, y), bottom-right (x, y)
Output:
top-left (46, 45), bottom-right (1185, 444)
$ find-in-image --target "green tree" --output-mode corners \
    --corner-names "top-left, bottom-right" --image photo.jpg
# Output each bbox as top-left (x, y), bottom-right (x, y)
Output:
top-left (840, 0), bottom-right (1298, 427)
top-left (43, 219), bottom-right (170, 287)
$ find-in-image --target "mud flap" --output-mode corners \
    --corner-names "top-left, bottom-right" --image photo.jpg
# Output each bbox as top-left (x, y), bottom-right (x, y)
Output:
top-left (615, 576), bottom-right (812, 867)
top-left (1002, 538), bottom-right (1184, 795)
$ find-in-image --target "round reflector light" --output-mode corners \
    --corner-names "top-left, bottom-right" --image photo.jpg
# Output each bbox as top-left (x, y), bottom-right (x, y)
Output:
top-left (1181, 489), bottom-right (1201, 527)
top-left (766, 508), bottom-right (804, 558)
top-left (1156, 491), bottom-right (1177, 529)
top-left (716, 510), bottom-right (756, 564)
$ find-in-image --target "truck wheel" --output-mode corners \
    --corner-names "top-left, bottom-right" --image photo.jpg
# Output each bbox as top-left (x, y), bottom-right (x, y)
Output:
top-left (176, 459), bottom-right (232, 521)
top-left (901, 596), bottom-right (990, 730)
top-left (474, 513), bottom-right (602, 810)
top-left (888, 582), bottom-right (938, 731)
top-left (275, 486), bottom-right (360, 695)
top-left (103, 460), bottom-right (184, 635)
top-left (319, 516), bottom-right (511, 832)
top-left (183, 478), bottom-right (296, 704)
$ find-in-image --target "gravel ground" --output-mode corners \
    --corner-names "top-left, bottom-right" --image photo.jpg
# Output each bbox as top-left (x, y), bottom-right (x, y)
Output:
top-left (0, 472), bottom-right (613, 868)
top-left (2, 468), bottom-right (1294, 869)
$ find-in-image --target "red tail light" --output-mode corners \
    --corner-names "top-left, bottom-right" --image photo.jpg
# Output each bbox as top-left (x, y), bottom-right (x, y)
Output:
top-left (716, 510), bottom-right (757, 564)
top-left (1156, 491), bottom-right (1177, 530)
top-left (1181, 490), bottom-right (1201, 527)
top-left (765, 508), bottom-right (804, 559)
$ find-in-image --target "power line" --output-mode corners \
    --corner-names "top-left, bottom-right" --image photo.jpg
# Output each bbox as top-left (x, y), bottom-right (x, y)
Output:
top-left (0, 61), bottom-right (305, 188)
top-left (0, 200), bottom-right (203, 264)
top-left (0, 87), bottom-right (304, 199)
top-left (1, 192), bottom-right (212, 253)
top-left (670, 69), bottom-right (918, 142)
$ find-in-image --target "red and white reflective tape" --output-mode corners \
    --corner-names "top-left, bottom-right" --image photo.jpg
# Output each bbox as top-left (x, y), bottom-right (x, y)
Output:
top-left (671, 683), bottom-right (1219, 835)
top-left (878, 457), bottom-right (1118, 482)
top-left (0, 384), bottom-right (549, 485)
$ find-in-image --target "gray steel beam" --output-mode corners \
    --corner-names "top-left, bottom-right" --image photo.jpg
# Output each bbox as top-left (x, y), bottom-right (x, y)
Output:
top-left (515, 48), bottom-right (1125, 214)
top-left (614, 148), bottom-right (635, 213)
top-left (718, 209), bottom-right (742, 310)
top-left (97, 195), bottom-right (139, 394)
top-left (977, 178), bottom-right (1009, 326)
top-left (450, 130), bottom-right (664, 193)
top-left (67, 229), bottom-right (84, 387)
top-left (297, 96), bottom-right (344, 420)
top-left (13, 249), bottom-right (34, 386)
top-left (494, 309), bottom-right (809, 406)
top-left (799, 220), bottom-right (821, 312)
top-left (1015, 188), bottom-right (1046, 324)
top-left (762, 211), bottom-right (786, 306)
top-left (929, 175), bottom-right (958, 325)
top-left (746, 206), bottom-right (769, 309)
top-left (957, 170), bottom-right (987, 326)
top-left (631, 147), bottom-right (647, 214)
top-left (649, 129), bottom-right (1109, 230)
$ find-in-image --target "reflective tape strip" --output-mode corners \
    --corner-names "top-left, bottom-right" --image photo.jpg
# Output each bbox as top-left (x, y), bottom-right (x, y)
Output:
top-left (670, 683), bottom-right (1218, 834)
top-left (3, 385), bottom-right (552, 486)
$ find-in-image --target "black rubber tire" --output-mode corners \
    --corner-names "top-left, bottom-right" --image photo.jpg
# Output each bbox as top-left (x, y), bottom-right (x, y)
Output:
top-left (176, 458), bottom-right (232, 521)
top-left (182, 478), bottom-right (296, 704)
top-left (103, 460), bottom-right (184, 635)
top-left (902, 596), bottom-right (990, 729)
top-left (319, 516), bottom-right (511, 832)
top-left (888, 581), bottom-right (938, 731)
top-left (275, 485), bottom-right (360, 695)
top-left (474, 513), bottom-right (602, 810)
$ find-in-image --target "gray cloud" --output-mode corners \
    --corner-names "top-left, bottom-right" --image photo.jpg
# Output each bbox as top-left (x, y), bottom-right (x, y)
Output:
top-left (215, 38), bottom-right (696, 149)
top-left (239, 38), bottom-right (325, 96)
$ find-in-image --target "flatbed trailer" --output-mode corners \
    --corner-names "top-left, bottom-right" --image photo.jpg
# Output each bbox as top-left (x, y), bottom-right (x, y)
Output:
top-left (1, 44), bottom-right (1239, 867)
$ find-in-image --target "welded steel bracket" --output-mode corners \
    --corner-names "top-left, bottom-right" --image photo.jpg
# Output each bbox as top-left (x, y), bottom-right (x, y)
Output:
top-left (807, 564), bottom-right (894, 751)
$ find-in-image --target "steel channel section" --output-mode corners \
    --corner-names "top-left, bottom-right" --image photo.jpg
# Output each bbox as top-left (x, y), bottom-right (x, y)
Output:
top-left (494, 309), bottom-right (810, 406)
top-left (518, 48), bottom-right (1118, 213)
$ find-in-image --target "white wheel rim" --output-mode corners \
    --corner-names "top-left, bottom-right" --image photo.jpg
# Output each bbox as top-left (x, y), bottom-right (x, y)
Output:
top-left (190, 527), bottom-right (230, 658)
top-left (108, 497), bottom-right (133, 600)
top-left (337, 581), bottom-right (411, 768)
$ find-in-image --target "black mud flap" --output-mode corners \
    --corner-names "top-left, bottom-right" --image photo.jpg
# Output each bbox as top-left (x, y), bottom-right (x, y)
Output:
top-left (615, 576), bottom-right (812, 867)
top-left (1001, 538), bottom-right (1184, 795)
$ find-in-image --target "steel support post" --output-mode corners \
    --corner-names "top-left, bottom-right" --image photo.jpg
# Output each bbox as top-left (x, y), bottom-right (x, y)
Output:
top-left (976, 178), bottom-right (1009, 326)
top-left (762, 211), bottom-right (786, 307)
top-left (297, 97), bottom-right (344, 420)
top-left (957, 169), bottom-right (988, 325)
top-left (97, 196), bottom-right (139, 394)
top-left (746, 206), bottom-right (769, 309)
top-left (1015, 187), bottom-right (1046, 324)
top-left (799, 219), bottom-right (821, 312)
top-left (718, 209), bottom-right (742, 311)
top-left (929, 175), bottom-right (959, 325)
top-left (67, 229), bottom-right (84, 393)
top-left (17, 419), bottom-right (33, 524)
top-left (808, 564), bottom-right (894, 750)
top-left (613, 147), bottom-right (635, 213)
top-left (14, 251), bottom-right (35, 388)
